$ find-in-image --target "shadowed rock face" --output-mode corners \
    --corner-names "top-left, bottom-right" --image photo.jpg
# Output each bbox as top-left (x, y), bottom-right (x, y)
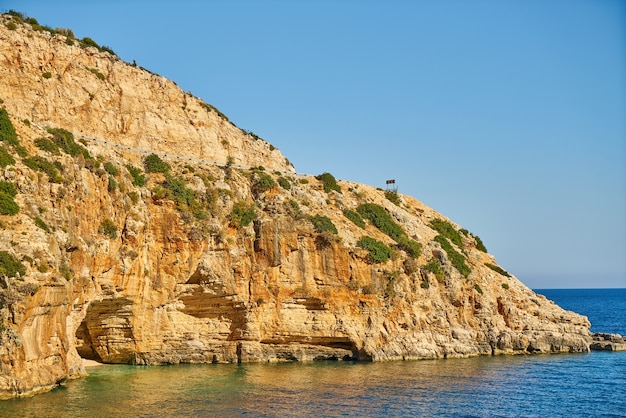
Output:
top-left (0, 15), bottom-right (591, 400)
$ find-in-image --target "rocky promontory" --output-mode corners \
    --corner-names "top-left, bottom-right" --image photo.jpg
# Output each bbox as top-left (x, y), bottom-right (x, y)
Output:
top-left (0, 13), bottom-right (591, 399)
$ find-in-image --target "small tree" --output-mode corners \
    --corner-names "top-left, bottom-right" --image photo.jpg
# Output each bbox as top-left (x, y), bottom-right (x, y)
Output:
top-left (144, 153), bottom-right (170, 173)
top-left (315, 172), bottom-right (341, 194)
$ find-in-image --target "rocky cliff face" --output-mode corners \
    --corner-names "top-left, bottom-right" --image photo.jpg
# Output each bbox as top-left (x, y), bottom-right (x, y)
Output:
top-left (0, 14), bottom-right (591, 399)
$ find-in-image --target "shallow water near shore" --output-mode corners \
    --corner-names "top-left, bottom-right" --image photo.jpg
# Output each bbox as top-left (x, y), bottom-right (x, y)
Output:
top-left (1, 352), bottom-right (625, 417)
top-left (1, 288), bottom-right (624, 416)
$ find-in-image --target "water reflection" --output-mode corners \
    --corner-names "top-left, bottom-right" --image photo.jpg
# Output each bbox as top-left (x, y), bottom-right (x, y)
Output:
top-left (0, 353), bottom-right (623, 417)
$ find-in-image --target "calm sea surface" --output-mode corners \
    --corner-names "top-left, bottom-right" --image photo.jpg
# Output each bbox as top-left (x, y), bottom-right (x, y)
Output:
top-left (1, 289), bottom-right (624, 417)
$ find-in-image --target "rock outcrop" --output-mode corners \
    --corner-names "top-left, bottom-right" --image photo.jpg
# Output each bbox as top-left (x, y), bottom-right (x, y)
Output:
top-left (0, 14), bottom-right (591, 400)
top-left (591, 333), bottom-right (626, 351)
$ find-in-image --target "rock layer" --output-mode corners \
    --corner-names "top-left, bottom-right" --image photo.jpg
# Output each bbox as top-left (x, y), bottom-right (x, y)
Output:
top-left (0, 15), bottom-right (591, 400)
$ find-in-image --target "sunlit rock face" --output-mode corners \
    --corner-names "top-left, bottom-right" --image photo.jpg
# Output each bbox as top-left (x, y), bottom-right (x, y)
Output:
top-left (0, 15), bottom-right (590, 399)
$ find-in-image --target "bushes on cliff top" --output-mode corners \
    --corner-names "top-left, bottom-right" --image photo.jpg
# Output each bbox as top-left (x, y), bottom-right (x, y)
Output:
top-left (357, 236), bottom-right (391, 263)
top-left (474, 234), bottom-right (488, 253)
top-left (315, 172), bottom-right (341, 194)
top-left (384, 190), bottom-right (400, 205)
top-left (0, 250), bottom-right (26, 278)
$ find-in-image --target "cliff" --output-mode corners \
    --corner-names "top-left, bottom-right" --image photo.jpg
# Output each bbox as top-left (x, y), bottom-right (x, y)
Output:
top-left (0, 14), bottom-right (591, 399)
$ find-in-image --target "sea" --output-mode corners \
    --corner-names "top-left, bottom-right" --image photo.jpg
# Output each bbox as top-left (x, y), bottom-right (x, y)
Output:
top-left (1, 288), bottom-right (624, 417)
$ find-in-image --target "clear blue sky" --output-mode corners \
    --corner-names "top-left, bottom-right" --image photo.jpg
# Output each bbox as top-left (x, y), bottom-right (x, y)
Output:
top-left (4, 1), bottom-right (625, 289)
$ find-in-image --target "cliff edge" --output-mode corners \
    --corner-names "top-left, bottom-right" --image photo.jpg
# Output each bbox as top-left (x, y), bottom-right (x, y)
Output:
top-left (0, 14), bottom-right (590, 399)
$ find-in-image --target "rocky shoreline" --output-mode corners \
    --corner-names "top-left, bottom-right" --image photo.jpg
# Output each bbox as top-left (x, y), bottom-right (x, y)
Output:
top-left (590, 333), bottom-right (626, 352)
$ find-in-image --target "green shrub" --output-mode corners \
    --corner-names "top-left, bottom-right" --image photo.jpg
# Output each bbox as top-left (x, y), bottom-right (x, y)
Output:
top-left (357, 203), bottom-right (405, 242)
top-left (6, 22), bottom-right (17, 31)
top-left (485, 263), bottom-right (511, 277)
top-left (502, 282), bottom-right (510, 290)
top-left (35, 137), bottom-right (60, 154)
top-left (144, 153), bottom-right (170, 173)
top-left (0, 182), bottom-right (18, 214)
top-left (474, 235), bottom-right (488, 252)
top-left (309, 214), bottom-right (338, 234)
top-left (384, 190), bottom-right (400, 205)
top-left (420, 280), bottom-right (430, 289)
top-left (315, 172), bottom-right (341, 193)
top-left (108, 177), bottom-right (117, 192)
top-left (424, 259), bottom-right (445, 282)
top-left (434, 235), bottom-right (471, 277)
top-left (0, 251), bottom-right (26, 278)
top-left (229, 201), bottom-right (257, 228)
top-left (81, 37), bottom-right (100, 49)
top-left (252, 173), bottom-right (276, 195)
top-left (474, 284), bottom-right (484, 295)
top-left (128, 191), bottom-right (140, 205)
top-left (99, 219), bottom-right (118, 239)
top-left (126, 164), bottom-right (146, 187)
top-left (343, 209), bottom-right (365, 229)
top-left (285, 199), bottom-right (304, 219)
top-left (162, 174), bottom-right (196, 207)
top-left (100, 46), bottom-right (116, 56)
top-left (23, 156), bottom-right (64, 183)
top-left (103, 161), bottom-right (119, 176)
top-left (87, 67), bottom-right (105, 81)
top-left (0, 108), bottom-right (19, 146)
top-left (42, 71), bottom-right (52, 79)
top-left (0, 192), bottom-right (19, 215)
top-left (0, 181), bottom-right (17, 198)
top-left (277, 176), bottom-right (291, 190)
top-left (34, 217), bottom-right (50, 233)
top-left (396, 237), bottom-right (422, 258)
top-left (0, 146), bottom-right (15, 168)
top-left (47, 127), bottom-right (91, 159)
top-left (429, 219), bottom-right (463, 248)
top-left (357, 236), bottom-right (391, 263)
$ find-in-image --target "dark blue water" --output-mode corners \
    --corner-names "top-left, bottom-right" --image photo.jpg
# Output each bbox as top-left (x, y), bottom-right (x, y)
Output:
top-left (0, 289), bottom-right (624, 417)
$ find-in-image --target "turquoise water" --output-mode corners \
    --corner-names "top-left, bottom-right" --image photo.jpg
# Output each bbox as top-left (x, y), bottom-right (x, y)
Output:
top-left (1, 289), bottom-right (624, 417)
